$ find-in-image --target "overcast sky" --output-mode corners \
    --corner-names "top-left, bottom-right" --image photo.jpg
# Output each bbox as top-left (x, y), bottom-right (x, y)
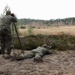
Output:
top-left (0, 0), bottom-right (75, 20)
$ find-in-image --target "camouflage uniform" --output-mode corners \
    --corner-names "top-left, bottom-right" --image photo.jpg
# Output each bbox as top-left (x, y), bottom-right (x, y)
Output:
top-left (14, 45), bottom-right (52, 62)
top-left (0, 11), bottom-right (17, 56)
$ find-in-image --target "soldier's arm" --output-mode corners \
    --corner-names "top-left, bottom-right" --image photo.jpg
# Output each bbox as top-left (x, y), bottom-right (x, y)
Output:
top-left (11, 13), bottom-right (17, 23)
top-left (12, 16), bottom-right (17, 23)
top-left (45, 46), bottom-right (52, 54)
top-left (45, 48), bottom-right (52, 54)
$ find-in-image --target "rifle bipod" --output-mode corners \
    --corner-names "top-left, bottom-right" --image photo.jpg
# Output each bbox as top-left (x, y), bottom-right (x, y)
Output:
top-left (11, 23), bottom-right (24, 56)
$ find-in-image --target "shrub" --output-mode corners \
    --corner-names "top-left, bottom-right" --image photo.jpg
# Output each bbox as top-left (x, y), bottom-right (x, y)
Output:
top-left (27, 26), bottom-right (34, 36)
top-left (20, 26), bottom-right (26, 29)
top-left (14, 34), bottom-right (75, 51)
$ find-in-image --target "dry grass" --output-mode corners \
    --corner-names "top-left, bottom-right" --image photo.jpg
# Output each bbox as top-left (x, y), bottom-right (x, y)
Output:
top-left (19, 26), bottom-right (75, 36)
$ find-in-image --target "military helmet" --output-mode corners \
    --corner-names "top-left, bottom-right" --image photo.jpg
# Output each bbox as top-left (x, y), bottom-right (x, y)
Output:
top-left (42, 44), bottom-right (47, 48)
top-left (6, 10), bottom-right (11, 15)
top-left (42, 44), bottom-right (52, 49)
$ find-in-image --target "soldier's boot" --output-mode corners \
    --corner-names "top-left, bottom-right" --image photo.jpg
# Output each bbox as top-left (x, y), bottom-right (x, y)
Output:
top-left (34, 55), bottom-right (43, 62)
top-left (0, 46), bottom-right (1, 54)
top-left (11, 53), bottom-right (25, 61)
top-left (4, 42), bottom-right (12, 59)
top-left (0, 50), bottom-right (1, 54)
top-left (0, 46), bottom-right (5, 55)
top-left (4, 50), bottom-right (12, 59)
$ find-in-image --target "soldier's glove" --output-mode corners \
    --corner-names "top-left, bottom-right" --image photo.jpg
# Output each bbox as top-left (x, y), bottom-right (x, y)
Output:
top-left (47, 46), bottom-right (52, 49)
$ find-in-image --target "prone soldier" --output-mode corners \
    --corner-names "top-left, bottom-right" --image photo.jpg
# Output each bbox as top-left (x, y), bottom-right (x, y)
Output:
top-left (13, 44), bottom-right (52, 62)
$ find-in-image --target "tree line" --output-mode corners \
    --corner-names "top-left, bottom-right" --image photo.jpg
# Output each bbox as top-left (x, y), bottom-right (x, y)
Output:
top-left (19, 17), bottom-right (75, 26)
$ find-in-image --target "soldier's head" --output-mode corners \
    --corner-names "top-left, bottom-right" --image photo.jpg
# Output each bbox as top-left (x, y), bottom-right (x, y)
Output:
top-left (6, 10), bottom-right (11, 15)
top-left (42, 44), bottom-right (52, 49)
top-left (42, 44), bottom-right (47, 48)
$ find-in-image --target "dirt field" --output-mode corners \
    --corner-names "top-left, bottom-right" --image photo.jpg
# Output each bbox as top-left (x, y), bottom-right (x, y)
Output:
top-left (19, 26), bottom-right (75, 36)
top-left (0, 50), bottom-right (75, 75)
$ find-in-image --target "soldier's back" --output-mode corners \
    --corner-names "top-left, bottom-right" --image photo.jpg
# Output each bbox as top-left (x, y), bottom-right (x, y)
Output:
top-left (31, 46), bottom-right (47, 54)
top-left (1, 15), bottom-right (12, 26)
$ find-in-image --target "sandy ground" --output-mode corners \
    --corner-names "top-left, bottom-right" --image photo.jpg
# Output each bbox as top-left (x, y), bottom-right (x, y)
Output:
top-left (0, 50), bottom-right (75, 75)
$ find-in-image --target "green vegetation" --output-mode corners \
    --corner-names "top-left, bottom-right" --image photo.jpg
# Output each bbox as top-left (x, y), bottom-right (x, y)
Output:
top-left (14, 34), bottom-right (75, 50)
top-left (27, 26), bottom-right (34, 36)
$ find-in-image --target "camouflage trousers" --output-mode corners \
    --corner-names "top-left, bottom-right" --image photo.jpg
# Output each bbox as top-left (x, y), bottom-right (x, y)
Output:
top-left (0, 28), bottom-right (12, 55)
top-left (22, 51), bottom-right (44, 59)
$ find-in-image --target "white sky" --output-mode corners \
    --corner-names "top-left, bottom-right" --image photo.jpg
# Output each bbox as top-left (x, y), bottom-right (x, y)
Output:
top-left (0, 0), bottom-right (75, 20)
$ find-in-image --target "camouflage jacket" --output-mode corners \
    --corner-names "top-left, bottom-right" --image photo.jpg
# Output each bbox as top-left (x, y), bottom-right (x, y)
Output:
top-left (31, 46), bottom-right (50, 55)
top-left (0, 15), bottom-right (17, 30)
